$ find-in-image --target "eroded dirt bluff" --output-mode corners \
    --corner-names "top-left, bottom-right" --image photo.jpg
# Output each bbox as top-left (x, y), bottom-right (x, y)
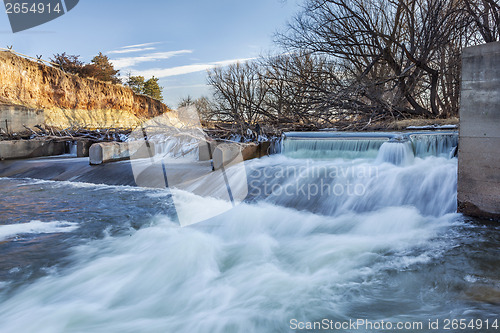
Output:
top-left (0, 51), bottom-right (173, 130)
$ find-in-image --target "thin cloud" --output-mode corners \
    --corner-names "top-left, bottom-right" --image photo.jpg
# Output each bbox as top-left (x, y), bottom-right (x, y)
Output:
top-left (131, 57), bottom-right (256, 78)
top-left (111, 50), bottom-right (193, 68)
top-left (165, 84), bottom-right (209, 90)
top-left (108, 47), bottom-right (156, 55)
top-left (122, 42), bottom-right (163, 49)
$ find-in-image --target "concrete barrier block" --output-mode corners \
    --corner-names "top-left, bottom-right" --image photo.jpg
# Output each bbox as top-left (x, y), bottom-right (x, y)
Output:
top-left (89, 143), bottom-right (106, 165)
top-left (198, 141), bottom-right (216, 161)
top-left (211, 141), bottom-right (271, 169)
top-left (77, 140), bottom-right (95, 157)
top-left (129, 141), bottom-right (156, 159)
top-left (212, 143), bottom-right (243, 170)
top-left (89, 141), bottom-right (155, 165)
top-left (258, 141), bottom-right (271, 157)
top-left (241, 143), bottom-right (259, 161)
top-left (0, 140), bottom-right (66, 160)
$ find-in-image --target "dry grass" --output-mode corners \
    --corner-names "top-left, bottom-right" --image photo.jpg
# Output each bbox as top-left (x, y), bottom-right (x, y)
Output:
top-left (373, 117), bottom-right (459, 131)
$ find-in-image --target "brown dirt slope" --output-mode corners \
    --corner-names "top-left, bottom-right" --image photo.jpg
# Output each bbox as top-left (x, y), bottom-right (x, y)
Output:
top-left (0, 51), bottom-right (172, 129)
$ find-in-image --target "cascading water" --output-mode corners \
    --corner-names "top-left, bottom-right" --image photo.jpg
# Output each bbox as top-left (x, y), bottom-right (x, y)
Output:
top-left (283, 138), bottom-right (388, 159)
top-left (268, 136), bottom-right (283, 154)
top-left (376, 140), bottom-right (415, 166)
top-left (0, 130), bottom-right (498, 333)
top-left (66, 141), bottom-right (77, 156)
top-left (410, 133), bottom-right (459, 158)
top-left (280, 131), bottom-right (458, 161)
top-left (149, 134), bottom-right (201, 159)
top-left (240, 152), bottom-right (456, 218)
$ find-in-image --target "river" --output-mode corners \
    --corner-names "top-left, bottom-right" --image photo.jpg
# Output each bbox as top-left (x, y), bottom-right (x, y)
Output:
top-left (0, 133), bottom-right (498, 332)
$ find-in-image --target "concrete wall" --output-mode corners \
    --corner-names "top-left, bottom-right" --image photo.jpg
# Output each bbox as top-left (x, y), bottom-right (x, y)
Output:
top-left (90, 140), bottom-right (271, 167)
top-left (458, 41), bottom-right (500, 219)
top-left (0, 105), bottom-right (45, 134)
top-left (0, 140), bottom-right (66, 160)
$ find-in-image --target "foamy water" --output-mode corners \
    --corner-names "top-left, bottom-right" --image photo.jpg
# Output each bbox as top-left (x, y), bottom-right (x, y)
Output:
top-left (0, 150), bottom-right (498, 333)
top-left (0, 202), bottom-right (457, 333)
top-left (0, 220), bottom-right (79, 241)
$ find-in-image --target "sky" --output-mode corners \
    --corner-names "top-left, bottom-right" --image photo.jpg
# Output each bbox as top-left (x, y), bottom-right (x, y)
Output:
top-left (1, 0), bottom-right (302, 107)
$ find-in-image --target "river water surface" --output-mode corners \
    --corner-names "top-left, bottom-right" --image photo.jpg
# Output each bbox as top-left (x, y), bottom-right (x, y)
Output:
top-left (0, 139), bottom-right (499, 332)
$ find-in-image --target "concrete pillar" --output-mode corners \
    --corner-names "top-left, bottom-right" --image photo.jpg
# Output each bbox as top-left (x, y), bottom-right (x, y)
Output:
top-left (458, 41), bottom-right (500, 219)
top-left (258, 141), bottom-right (271, 157)
top-left (211, 141), bottom-right (270, 170)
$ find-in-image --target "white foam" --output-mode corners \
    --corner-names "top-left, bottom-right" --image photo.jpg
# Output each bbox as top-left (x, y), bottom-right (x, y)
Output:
top-left (464, 275), bottom-right (478, 283)
top-left (0, 221), bottom-right (79, 241)
top-left (0, 202), bottom-right (458, 332)
top-left (13, 177), bottom-right (161, 193)
top-left (0, 140), bottom-right (464, 331)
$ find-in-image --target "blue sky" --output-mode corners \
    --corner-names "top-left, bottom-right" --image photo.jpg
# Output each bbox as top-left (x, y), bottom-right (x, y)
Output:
top-left (1, 0), bottom-right (301, 107)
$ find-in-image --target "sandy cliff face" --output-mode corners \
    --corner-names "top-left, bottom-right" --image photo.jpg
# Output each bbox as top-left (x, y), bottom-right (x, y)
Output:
top-left (0, 51), bottom-right (173, 130)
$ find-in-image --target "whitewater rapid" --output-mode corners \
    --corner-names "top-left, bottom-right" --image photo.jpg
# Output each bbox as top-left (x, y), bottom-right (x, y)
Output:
top-left (0, 150), bottom-right (498, 333)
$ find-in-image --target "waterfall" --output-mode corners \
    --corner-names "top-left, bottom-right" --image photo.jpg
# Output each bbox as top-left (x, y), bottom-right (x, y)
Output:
top-left (268, 136), bottom-right (283, 154)
top-left (410, 133), bottom-right (458, 158)
top-left (282, 132), bottom-right (393, 159)
top-left (241, 155), bottom-right (457, 217)
top-left (283, 138), bottom-right (388, 159)
top-left (149, 133), bottom-right (201, 159)
top-left (67, 141), bottom-right (77, 156)
top-left (376, 141), bottom-right (415, 166)
top-left (280, 131), bottom-right (458, 162)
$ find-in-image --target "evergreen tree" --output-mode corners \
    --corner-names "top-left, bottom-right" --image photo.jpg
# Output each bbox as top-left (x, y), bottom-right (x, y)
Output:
top-left (143, 76), bottom-right (163, 101)
top-left (126, 74), bottom-right (145, 94)
top-left (88, 52), bottom-right (120, 84)
top-left (178, 95), bottom-right (194, 108)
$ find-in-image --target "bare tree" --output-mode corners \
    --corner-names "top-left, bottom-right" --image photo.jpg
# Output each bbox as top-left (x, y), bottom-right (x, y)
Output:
top-left (178, 96), bottom-right (195, 109)
top-left (263, 52), bottom-right (345, 126)
top-left (207, 62), bottom-right (271, 132)
top-left (203, 0), bottom-right (491, 129)
top-left (465, 0), bottom-right (500, 43)
top-left (179, 96), bottom-right (218, 123)
top-left (278, 0), bottom-right (469, 117)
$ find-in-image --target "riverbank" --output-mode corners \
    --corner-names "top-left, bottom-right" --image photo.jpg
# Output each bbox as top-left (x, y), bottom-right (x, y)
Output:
top-left (0, 51), bottom-right (174, 133)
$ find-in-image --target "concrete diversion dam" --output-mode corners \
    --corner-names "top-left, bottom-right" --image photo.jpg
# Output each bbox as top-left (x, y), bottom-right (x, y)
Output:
top-left (0, 130), bottom-right (499, 332)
